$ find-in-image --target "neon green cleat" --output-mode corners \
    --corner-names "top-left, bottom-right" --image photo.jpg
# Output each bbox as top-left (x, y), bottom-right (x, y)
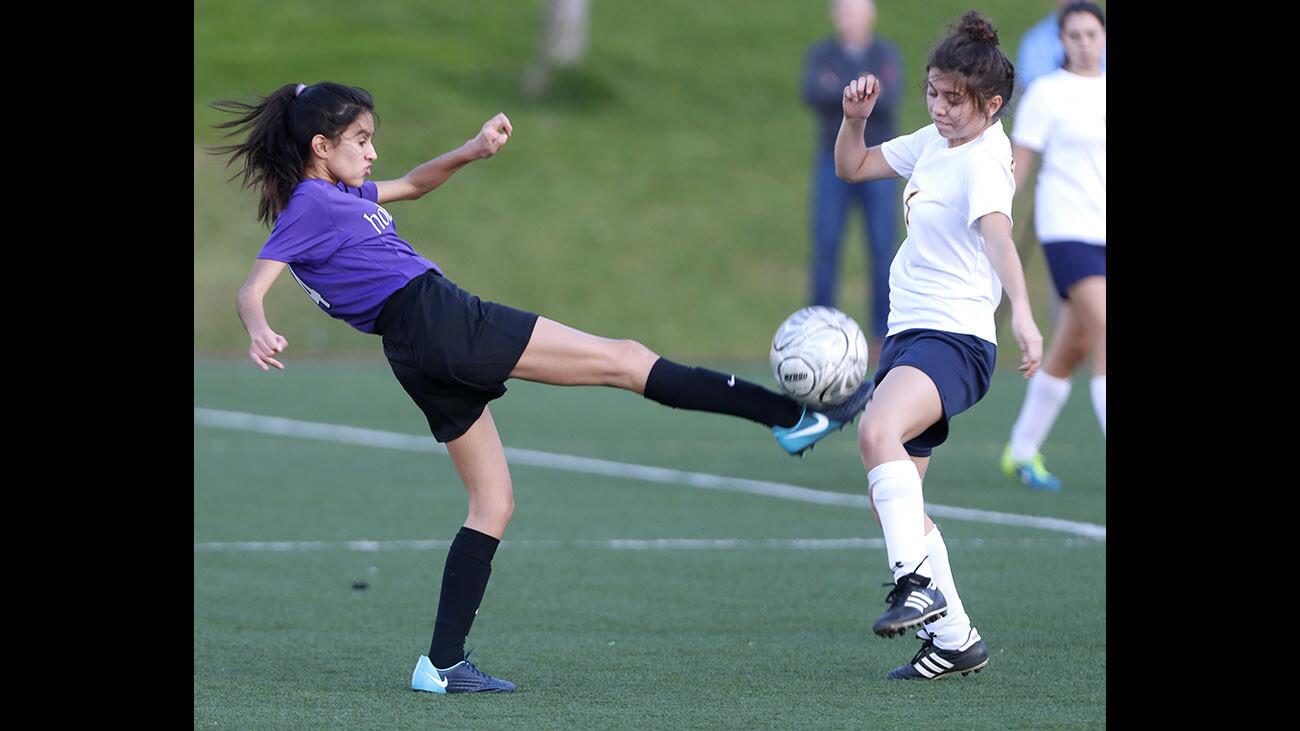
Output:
top-left (1001, 443), bottom-right (1062, 491)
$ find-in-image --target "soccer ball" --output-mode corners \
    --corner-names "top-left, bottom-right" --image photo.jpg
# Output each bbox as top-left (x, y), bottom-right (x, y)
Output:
top-left (769, 306), bottom-right (870, 408)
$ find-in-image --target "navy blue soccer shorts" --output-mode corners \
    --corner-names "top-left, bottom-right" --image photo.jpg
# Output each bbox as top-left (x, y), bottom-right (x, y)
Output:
top-left (1042, 240), bottom-right (1106, 299)
top-left (871, 328), bottom-right (997, 458)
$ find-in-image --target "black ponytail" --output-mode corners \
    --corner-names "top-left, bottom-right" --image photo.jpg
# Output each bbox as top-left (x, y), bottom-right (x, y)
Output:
top-left (209, 82), bottom-right (376, 227)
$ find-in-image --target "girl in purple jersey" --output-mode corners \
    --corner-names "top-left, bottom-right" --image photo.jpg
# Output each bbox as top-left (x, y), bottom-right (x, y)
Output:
top-left (211, 82), bottom-right (871, 694)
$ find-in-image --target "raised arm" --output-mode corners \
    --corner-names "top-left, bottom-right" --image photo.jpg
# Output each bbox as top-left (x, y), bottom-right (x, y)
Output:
top-left (834, 75), bottom-right (901, 182)
top-left (374, 113), bottom-right (514, 204)
top-left (979, 212), bottom-right (1043, 378)
top-left (236, 258), bottom-right (290, 371)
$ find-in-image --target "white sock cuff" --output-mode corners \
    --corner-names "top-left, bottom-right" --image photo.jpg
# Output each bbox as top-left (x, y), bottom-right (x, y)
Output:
top-left (925, 525), bottom-right (944, 546)
top-left (867, 460), bottom-right (921, 500)
top-left (1034, 370), bottom-right (1073, 395)
top-left (1090, 375), bottom-right (1105, 388)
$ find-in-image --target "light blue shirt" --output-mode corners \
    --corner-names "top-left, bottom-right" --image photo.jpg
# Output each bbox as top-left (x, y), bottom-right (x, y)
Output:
top-left (1016, 13), bottom-right (1107, 92)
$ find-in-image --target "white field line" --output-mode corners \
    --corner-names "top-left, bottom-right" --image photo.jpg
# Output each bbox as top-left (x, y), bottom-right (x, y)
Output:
top-left (194, 408), bottom-right (1106, 541)
top-left (194, 537), bottom-right (1102, 553)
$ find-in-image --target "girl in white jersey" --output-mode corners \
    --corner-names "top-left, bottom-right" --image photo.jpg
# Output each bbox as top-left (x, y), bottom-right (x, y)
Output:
top-left (1001, 1), bottom-right (1107, 491)
top-left (833, 12), bottom-right (1043, 680)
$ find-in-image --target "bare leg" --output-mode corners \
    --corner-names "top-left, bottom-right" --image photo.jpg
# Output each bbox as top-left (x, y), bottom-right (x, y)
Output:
top-left (509, 316), bottom-right (805, 430)
top-left (426, 407), bottom-right (516, 670)
top-left (857, 366), bottom-right (944, 584)
top-left (1040, 300), bottom-right (1091, 379)
top-left (857, 366), bottom-right (945, 473)
top-left (444, 406), bottom-right (515, 538)
top-left (510, 317), bottom-right (659, 392)
top-left (1067, 276), bottom-right (1106, 377)
top-left (1068, 276), bottom-right (1106, 435)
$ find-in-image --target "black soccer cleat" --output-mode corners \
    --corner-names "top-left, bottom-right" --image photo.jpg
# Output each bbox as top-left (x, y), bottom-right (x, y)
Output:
top-left (887, 628), bottom-right (989, 680)
top-left (872, 572), bottom-right (948, 638)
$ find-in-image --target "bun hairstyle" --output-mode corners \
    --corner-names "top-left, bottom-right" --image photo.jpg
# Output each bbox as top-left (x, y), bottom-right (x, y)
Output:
top-left (959, 12), bottom-right (999, 44)
top-left (209, 82), bottom-right (376, 227)
top-left (925, 11), bottom-right (1016, 121)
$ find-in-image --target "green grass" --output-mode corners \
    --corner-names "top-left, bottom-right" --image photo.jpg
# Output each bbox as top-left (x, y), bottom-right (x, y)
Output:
top-left (195, 0), bottom-right (1064, 361)
top-left (194, 359), bottom-right (1105, 728)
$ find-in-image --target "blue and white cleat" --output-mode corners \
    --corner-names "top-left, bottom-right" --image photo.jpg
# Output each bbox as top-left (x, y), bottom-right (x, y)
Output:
top-left (1000, 443), bottom-right (1062, 491)
top-left (411, 653), bottom-right (516, 694)
top-left (772, 380), bottom-right (874, 456)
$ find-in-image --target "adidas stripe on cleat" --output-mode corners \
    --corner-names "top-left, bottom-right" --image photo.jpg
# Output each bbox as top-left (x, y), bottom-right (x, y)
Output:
top-left (871, 572), bottom-right (948, 638)
top-left (887, 628), bottom-right (989, 680)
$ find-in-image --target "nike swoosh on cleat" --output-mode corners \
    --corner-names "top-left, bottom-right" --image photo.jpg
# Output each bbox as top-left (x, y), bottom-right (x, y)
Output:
top-left (423, 670), bottom-right (448, 689)
top-left (727, 375), bottom-right (736, 387)
top-left (784, 412), bottom-right (829, 440)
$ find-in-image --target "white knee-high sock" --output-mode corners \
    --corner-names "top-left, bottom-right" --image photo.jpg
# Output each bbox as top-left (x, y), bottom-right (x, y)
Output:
top-left (1091, 375), bottom-right (1106, 437)
top-left (868, 460), bottom-right (931, 582)
top-left (921, 526), bottom-right (975, 650)
top-left (1009, 371), bottom-right (1072, 461)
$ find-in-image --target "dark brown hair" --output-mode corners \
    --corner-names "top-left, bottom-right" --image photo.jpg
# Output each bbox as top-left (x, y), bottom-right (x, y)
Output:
top-left (209, 82), bottom-right (376, 227)
top-left (1059, 1), bottom-right (1106, 32)
top-left (925, 12), bottom-right (1016, 121)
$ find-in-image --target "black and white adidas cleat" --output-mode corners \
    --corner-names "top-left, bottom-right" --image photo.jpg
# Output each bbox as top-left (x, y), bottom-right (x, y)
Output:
top-left (871, 572), bottom-right (948, 638)
top-left (887, 628), bottom-right (989, 680)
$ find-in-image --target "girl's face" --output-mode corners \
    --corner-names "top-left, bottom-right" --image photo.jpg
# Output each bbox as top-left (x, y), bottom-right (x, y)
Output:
top-left (1060, 12), bottom-right (1105, 73)
top-left (925, 69), bottom-right (1000, 147)
top-left (315, 112), bottom-right (377, 187)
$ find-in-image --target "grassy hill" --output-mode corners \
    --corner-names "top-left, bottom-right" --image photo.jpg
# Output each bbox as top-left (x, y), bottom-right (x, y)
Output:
top-left (195, 0), bottom-right (1067, 361)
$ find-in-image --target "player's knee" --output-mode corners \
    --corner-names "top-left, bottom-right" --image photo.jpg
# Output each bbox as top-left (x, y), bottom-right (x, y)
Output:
top-left (1060, 339), bottom-right (1089, 368)
top-left (609, 339), bottom-right (659, 385)
top-left (857, 416), bottom-right (900, 462)
top-left (470, 485), bottom-right (515, 523)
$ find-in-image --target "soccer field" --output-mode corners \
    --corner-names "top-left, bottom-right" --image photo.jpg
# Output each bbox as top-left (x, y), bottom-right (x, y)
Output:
top-left (194, 358), bottom-right (1105, 728)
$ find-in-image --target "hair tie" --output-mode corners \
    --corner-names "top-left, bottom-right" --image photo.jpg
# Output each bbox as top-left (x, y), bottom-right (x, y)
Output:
top-left (294, 83), bottom-right (307, 98)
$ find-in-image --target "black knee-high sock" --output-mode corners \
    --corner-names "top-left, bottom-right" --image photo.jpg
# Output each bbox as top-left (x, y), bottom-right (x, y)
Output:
top-left (643, 358), bottom-right (803, 428)
top-left (428, 526), bottom-right (500, 668)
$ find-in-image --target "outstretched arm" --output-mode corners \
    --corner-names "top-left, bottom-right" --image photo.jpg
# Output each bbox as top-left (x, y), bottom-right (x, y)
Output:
top-left (834, 76), bottom-right (900, 183)
top-left (374, 113), bottom-right (514, 204)
top-left (979, 212), bottom-right (1043, 379)
top-left (236, 259), bottom-right (290, 371)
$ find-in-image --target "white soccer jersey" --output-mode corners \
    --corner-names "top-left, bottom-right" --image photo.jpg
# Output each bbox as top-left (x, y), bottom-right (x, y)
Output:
top-left (1012, 69), bottom-right (1106, 245)
top-left (879, 122), bottom-right (1015, 345)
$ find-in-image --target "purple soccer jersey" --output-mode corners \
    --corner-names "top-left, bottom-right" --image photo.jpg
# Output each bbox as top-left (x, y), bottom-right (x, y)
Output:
top-left (257, 178), bottom-right (442, 333)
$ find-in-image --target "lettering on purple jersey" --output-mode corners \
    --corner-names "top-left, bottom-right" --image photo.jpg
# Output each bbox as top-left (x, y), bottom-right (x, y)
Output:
top-left (362, 205), bottom-right (394, 235)
top-left (289, 265), bottom-right (331, 309)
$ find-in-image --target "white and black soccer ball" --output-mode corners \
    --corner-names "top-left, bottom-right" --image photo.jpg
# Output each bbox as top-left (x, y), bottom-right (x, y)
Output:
top-left (769, 306), bottom-right (869, 409)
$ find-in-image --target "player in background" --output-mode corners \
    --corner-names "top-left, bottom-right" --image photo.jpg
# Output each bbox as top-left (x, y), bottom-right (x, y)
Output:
top-left (1016, 0), bottom-right (1107, 93)
top-left (209, 82), bottom-right (870, 694)
top-left (832, 12), bottom-right (1042, 679)
top-left (1001, 1), bottom-right (1107, 491)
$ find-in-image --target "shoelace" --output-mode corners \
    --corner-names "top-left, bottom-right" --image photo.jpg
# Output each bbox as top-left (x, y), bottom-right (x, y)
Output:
top-left (881, 580), bottom-right (900, 605)
top-left (908, 637), bottom-right (938, 666)
top-left (459, 650), bottom-right (494, 684)
top-left (882, 578), bottom-right (921, 607)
